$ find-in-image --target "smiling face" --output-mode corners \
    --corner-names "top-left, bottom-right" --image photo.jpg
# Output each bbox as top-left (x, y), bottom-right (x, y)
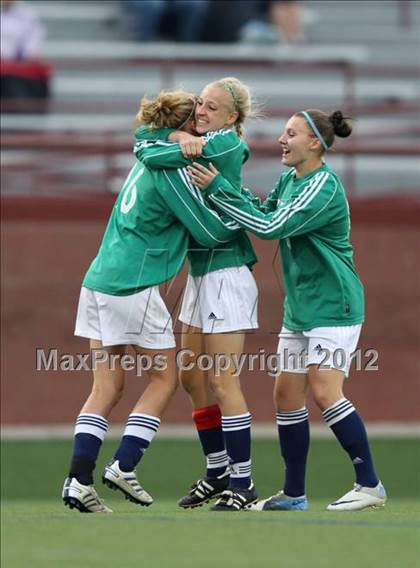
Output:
top-left (278, 115), bottom-right (323, 169)
top-left (194, 84), bottom-right (238, 134)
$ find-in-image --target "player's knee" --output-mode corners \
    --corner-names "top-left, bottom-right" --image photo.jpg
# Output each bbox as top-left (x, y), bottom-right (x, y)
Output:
top-left (179, 368), bottom-right (196, 394)
top-left (311, 387), bottom-right (334, 411)
top-left (208, 375), bottom-right (227, 401)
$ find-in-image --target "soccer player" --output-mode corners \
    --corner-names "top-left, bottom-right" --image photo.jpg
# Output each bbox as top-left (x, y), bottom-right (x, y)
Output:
top-left (187, 109), bottom-right (387, 512)
top-left (62, 90), bottom-right (243, 513)
top-left (134, 78), bottom-right (260, 511)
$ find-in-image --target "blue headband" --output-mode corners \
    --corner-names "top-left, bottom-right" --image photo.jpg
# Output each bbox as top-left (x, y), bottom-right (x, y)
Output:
top-left (301, 111), bottom-right (329, 151)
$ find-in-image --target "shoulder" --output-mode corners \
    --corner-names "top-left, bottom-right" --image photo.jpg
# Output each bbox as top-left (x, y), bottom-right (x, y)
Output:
top-left (202, 129), bottom-right (239, 144)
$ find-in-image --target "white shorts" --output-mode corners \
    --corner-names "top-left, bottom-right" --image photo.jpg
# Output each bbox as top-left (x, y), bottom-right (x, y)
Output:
top-left (75, 286), bottom-right (176, 349)
top-left (179, 266), bottom-right (259, 334)
top-left (277, 324), bottom-right (362, 377)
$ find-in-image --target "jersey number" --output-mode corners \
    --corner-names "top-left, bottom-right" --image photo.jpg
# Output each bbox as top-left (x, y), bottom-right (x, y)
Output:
top-left (120, 167), bottom-right (145, 214)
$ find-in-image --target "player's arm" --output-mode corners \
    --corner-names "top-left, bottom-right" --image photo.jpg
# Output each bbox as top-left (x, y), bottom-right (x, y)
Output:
top-left (240, 185), bottom-right (280, 213)
top-left (134, 129), bottom-right (246, 171)
top-left (152, 169), bottom-right (241, 248)
top-left (195, 166), bottom-right (338, 240)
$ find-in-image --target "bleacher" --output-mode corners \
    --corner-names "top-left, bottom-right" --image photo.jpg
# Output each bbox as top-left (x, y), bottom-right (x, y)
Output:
top-left (2, 0), bottom-right (420, 197)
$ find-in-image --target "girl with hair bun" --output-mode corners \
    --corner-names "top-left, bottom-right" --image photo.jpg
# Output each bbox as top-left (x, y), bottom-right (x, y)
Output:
top-left (62, 90), bottom-right (243, 514)
top-left (188, 108), bottom-right (387, 512)
top-left (134, 77), bottom-right (260, 511)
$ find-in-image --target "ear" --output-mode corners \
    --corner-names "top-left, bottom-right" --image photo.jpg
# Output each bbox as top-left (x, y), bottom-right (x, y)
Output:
top-left (309, 137), bottom-right (322, 154)
top-left (226, 111), bottom-right (239, 126)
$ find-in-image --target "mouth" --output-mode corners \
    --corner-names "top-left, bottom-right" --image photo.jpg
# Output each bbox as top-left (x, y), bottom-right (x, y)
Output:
top-left (282, 147), bottom-right (291, 158)
top-left (196, 118), bottom-right (208, 126)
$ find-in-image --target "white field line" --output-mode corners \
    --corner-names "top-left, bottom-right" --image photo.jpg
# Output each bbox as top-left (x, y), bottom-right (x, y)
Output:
top-left (1, 423), bottom-right (419, 441)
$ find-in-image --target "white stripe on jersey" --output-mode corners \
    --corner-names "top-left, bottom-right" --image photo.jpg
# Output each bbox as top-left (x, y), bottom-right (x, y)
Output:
top-left (210, 171), bottom-right (334, 237)
top-left (162, 170), bottom-right (232, 244)
top-left (211, 171), bottom-right (327, 230)
top-left (178, 168), bottom-right (205, 204)
top-left (175, 168), bottom-right (240, 230)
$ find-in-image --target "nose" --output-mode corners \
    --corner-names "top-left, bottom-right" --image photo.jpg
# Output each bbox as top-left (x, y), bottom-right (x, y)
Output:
top-left (196, 106), bottom-right (206, 118)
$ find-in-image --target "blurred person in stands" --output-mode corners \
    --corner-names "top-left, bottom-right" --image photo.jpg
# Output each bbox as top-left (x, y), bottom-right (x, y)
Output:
top-left (1, 0), bottom-right (49, 112)
top-left (62, 90), bottom-right (250, 514)
top-left (187, 109), bottom-right (387, 512)
top-left (124, 0), bottom-right (208, 42)
top-left (270, 0), bottom-right (304, 43)
top-left (240, 0), bottom-right (304, 44)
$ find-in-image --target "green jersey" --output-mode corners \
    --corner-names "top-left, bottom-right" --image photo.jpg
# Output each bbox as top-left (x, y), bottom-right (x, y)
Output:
top-left (134, 128), bottom-right (257, 277)
top-left (83, 160), bottom-right (241, 296)
top-left (205, 163), bottom-right (364, 330)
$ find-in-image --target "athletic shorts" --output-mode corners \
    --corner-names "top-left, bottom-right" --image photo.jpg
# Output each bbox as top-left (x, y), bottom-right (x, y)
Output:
top-left (179, 266), bottom-right (259, 334)
top-left (276, 324), bottom-right (362, 377)
top-left (75, 286), bottom-right (176, 349)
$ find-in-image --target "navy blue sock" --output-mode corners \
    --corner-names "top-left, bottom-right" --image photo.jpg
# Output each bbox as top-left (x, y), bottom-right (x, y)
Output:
top-left (222, 413), bottom-right (252, 490)
top-left (114, 413), bottom-right (160, 472)
top-left (323, 399), bottom-right (379, 487)
top-left (193, 405), bottom-right (229, 478)
top-left (276, 408), bottom-right (310, 497)
top-left (69, 413), bottom-right (108, 485)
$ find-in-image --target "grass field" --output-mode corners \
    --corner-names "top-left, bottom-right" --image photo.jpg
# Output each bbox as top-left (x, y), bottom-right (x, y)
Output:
top-left (2, 438), bottom-right (420, 568)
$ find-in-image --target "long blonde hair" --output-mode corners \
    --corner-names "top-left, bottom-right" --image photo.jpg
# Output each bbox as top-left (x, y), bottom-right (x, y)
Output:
top-left (135, 90), bottom-right (195, 129)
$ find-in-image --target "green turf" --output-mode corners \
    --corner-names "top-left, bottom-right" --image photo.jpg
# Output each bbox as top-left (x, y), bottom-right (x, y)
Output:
top-left (2, 438), bottom-right (420, 568)
top-left (2, 438), bottom-right (420, 500)
top-left (2, 499), bottom-right (419, 568)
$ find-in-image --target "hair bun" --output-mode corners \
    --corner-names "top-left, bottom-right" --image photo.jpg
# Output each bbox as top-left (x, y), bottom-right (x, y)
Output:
top-left (329, 110), bottom-right (352, 138)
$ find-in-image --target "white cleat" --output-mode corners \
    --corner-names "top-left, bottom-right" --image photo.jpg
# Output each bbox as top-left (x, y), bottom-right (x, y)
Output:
top-left (327, 481), bottom-right (387, 511)
top-left (102, 460), bottom-right (153, 506)
top-left (62, 477), bottom-right (113, 513)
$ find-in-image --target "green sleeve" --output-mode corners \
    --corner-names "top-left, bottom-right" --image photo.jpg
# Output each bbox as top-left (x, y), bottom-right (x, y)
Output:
top-left (151, 169), bottom-right (241, 248)
top-left (134, 126), bottom-right (175, 142)
top-left (134, 129), bottom-right (247, 171)
top-left (205, 170), bottom-right (338, 240)
top-left (240, 186), bottom-right (279, 213)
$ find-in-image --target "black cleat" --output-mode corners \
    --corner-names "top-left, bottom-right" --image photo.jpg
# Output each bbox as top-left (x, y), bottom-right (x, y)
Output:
top-left (210, 483), bottom-right (258, 511)
top-left (178, 471), bottom-right (230, 508)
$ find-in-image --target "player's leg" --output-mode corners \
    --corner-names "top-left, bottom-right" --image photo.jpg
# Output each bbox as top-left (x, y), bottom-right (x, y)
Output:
top-left (307, 325), bottom-right (385, 511)
top-left (177, 275), bottom-right (229, 508)
top-left (104, 346), bottom-right (178, 506)
top-left (205, 331), bottom-right (258, 511)
top-left (250, 327), bottom-right (310, 512)
top-left (63, 339), bottom-right (125, 513)
top-left (177, 323), bottom-right (230, 508)
top-left (201, 266), bottom-right (258, 510)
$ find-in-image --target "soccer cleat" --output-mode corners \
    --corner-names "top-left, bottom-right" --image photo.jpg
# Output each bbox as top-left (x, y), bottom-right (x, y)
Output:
top-left (327, 481), bottom-right (387, 511)
top-left (178, 470), bottom-right (230, 508)
top-left (248, 490), bottom-right (308, 511)
top-left (102, 459), bottom-right (153, 506)
top-left (210, 482), bottom-right (258, 511)
top-left (62, 477), bottom-right (112, 513)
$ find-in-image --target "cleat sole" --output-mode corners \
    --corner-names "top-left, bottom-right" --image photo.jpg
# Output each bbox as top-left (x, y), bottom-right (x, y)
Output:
top-left (102, 476), bottom-right (152, 507)
top-left (63, 496), bottom-right (92, 513)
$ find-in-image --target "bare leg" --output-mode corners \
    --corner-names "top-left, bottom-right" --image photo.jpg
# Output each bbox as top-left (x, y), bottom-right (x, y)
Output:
top-left (205, 331), bottom-right (248, 416)
top-left (179, 324), bottom-right (215, 409)
top-left (80, 339), bottom-right (126, 418)
top-left (130, 346), bottom-right (178, 417)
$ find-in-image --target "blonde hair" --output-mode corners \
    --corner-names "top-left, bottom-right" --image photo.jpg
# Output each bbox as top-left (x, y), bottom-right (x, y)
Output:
top-left (210, 77), bottom-right (255, 137)
top-left (135, 90), bottom-right (195, 129)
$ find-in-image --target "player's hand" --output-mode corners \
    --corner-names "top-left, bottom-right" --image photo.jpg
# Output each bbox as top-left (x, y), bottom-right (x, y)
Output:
top-left (187, 162), bottom-right (219, 190)
top-left (169, 131), bottom-right (205, 158)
